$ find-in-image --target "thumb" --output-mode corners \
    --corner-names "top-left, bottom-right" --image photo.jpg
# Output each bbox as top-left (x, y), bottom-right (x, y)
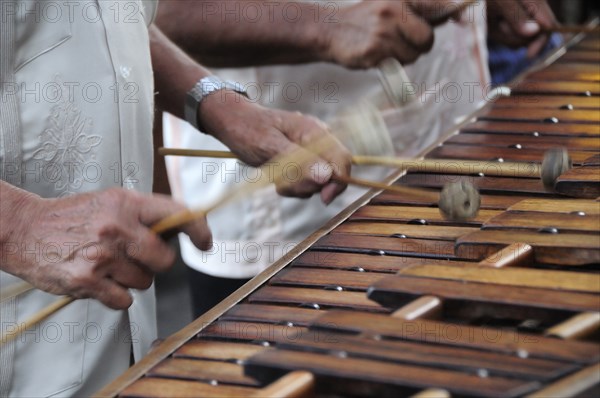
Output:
top-left (523, 0), bottom-right (559, 31)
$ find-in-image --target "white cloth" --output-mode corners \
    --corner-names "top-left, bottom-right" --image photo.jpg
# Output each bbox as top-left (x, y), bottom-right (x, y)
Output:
top-left (0, 1), bottom-right (158, 396)
top-left (164, 1), bottom-right (491, 279)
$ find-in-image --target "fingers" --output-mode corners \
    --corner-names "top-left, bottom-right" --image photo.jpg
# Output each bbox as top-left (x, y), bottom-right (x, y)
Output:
top-left (137, 193), bottom-right (213, 254)
top-left (326, 0), bottom-right (436, 68)
top-left (277, 112), bottom-right (352, 203)
top-left (400, 11), bottom-right (435, 52)
top-left (60, 259), bottom-right (133, 310)
top-left (273, 143), bottom-right (331, 199)
top-left (501, 0), bottom-right (539, 38)
top-left (392, 20), bottom-right (434, 64)
top-left (92, 277), bottom-right (134, 310)
top-left (523, 0), bottom-right (558, 30)
top-left (107, 260), bottom-right (154, 291)
top-left (321, 182), bottom-right (346, 206)
top-left (314, 134), bottom-right (352, 204)
top-left (393, 5), bottom-right (435, 63)
top-left (409, 0), bottom-right (470, 25)
top-left (488, 0), bottom-right (556, 49)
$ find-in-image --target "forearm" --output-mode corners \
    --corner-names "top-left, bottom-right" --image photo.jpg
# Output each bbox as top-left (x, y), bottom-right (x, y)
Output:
top-left (155, 0), bottom-right (330, 67)
top-left (150, 25), bottom-right (211, 120)
top-left (150, 25), bottom-right (250, 146)
top-left (0, 181), bottom-right (39, 272)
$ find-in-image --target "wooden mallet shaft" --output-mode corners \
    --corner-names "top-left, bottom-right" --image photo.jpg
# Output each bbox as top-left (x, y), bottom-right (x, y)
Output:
top-left (159, 148), bottom-right (542, 178)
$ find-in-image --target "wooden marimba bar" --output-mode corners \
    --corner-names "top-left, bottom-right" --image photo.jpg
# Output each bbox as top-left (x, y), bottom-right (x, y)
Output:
top-left (96, 31), bottom-right (600, 398)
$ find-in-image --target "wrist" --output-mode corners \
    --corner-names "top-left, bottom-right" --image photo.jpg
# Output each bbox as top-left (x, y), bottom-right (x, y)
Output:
top-left (0, 183), bottom-right (42, 271)
top-left (184, 76), bottom-right (248, 133)
top-left (197, 90), bottom-right (253, 140)
top-left (300, 8), bottom-right (334, 63)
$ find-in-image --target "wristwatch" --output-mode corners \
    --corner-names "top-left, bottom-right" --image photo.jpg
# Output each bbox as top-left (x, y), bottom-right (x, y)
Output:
top-left (184, 76), bottom-right (248, 132)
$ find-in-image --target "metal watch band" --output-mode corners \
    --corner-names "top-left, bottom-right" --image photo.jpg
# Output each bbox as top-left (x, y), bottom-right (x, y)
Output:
top-left (184, 76), bottom-right (248, 132)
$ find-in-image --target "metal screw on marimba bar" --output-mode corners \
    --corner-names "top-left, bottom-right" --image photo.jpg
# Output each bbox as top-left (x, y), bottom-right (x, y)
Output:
top-left (408, 219), bottom-right (428, 225)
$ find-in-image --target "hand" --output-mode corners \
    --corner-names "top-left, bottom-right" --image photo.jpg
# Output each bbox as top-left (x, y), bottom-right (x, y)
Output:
top-left (487, 0), bottom-right (559, 58)
top-left (198, 92), bottom-right (352, 204)
top-left (318, 0), bottom-right (467, 68)
top-left (3, 188), bottom-right (212, 309)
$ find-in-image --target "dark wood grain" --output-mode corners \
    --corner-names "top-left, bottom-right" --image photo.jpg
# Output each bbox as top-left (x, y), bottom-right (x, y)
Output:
top-left (461, 120), bottom-right (600, 136)
top-left (349, 205), bottom-right (499, 225)
top-left (147, 358), bottom-right (259, 386)
top-left (270, 268), bottom-right (386, 291)
top-left (399, 264), bottom-right (599, 293)
top-left (221, 304), bottom-right (322, 327)
top-left (368, 274), bottom-right (600, 312)
top-left (555, 166), bottom-right (600, 198)
top-left (511, 80), bottom-right (599, 95)
top-left (248, 286), bottom-right (389, 312)
top-left (333, 222), bottom-right (478, 240)
top-left (173, 340), bottom-right (264, 361)
top-left (483, 211), bottom-right (600, 233)
top-left (584, 154), bottom-right (600, 166)
top-left (526, 67), bottom-right (600, 83)
top-left (456, 230), bottom-right (600, 265)
top-left (446, 133), bottom-right (599, 151)
top-left (119, 378), bottom-right (256, 398)
top-left (292, 251), bottom-right (475, 273)
top-left (399, 173), bottom-right (551, 196)
top-left (312, 234), bottom-right (458, 259)
top-left (273, 331), bottom-right (577, 381)
top-left (199, 321), bottom-right (312, 343)
top-left (370, 192), bottom-right (529, 210)
top-left (244, 349), bottom-right (541, 398)
top-left (427, 145), bottom-right (595, 165)
top-left (310, 311), bottom-right (600, 363)
top-left (507, 198), bottom-right (600, 214)
top-left (479, 108), bottom-right (600, 123)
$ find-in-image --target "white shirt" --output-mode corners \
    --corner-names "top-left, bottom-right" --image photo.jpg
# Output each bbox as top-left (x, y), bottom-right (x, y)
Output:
top-left (0, 1), bottom-right (158, 396)
top-left (164, 1), bottom-right (491, 279)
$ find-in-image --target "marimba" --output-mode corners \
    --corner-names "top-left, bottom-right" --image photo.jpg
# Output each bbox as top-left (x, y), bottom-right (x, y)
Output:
top-left (97, 31), bottom-right (600, 398)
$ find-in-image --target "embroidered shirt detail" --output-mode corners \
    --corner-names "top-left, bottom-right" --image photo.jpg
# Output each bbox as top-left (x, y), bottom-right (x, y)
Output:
top-left (32, 77), bottom-right (102, 196)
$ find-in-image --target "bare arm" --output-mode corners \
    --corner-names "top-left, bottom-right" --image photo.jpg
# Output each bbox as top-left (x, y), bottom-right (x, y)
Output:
top-left (154, 0), bottom-right (328, 67)
top-left (155, 0), bottom-right (466, 69)
top-left (150, 25), bottom-right (352, 203)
